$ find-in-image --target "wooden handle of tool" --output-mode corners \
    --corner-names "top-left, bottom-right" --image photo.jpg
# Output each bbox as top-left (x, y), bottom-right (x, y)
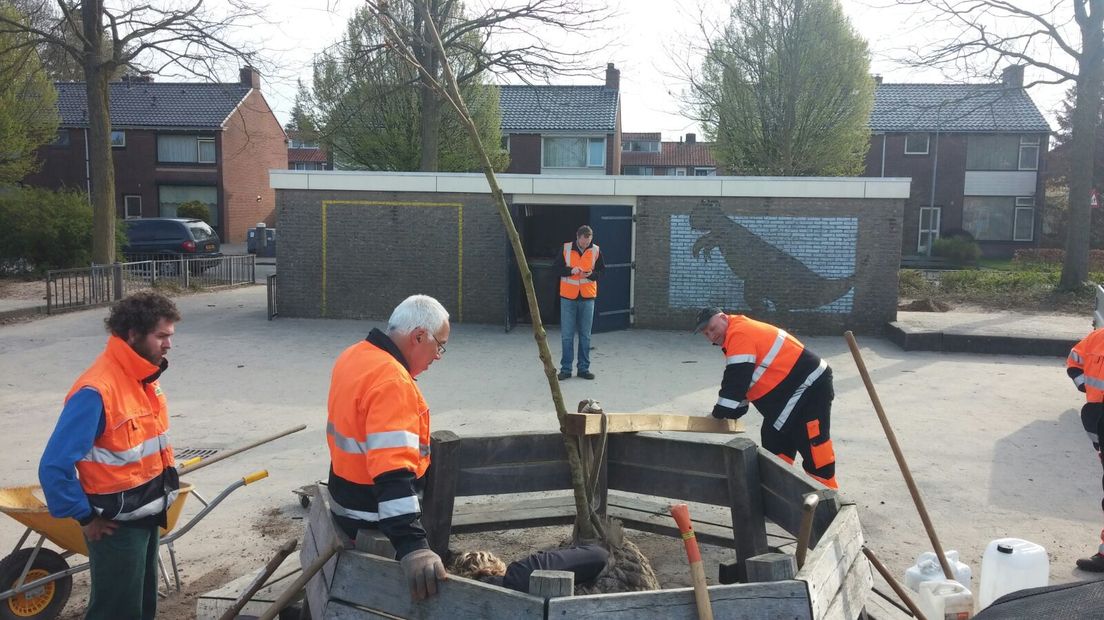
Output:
top-left (257, 537), bottom-right (343, 620)
top-left (844, 331), bottom-right (954, 580)
top-left (795, 493), bottom-right (820, 569)
top-left (218, 538), bottom-right (298, 620)
top-left (179, 424), bottom-right (306, 475)
top-left (863, 546), bottom-right (927, 620)
top-left (670, 503), bottom-right (714, 620)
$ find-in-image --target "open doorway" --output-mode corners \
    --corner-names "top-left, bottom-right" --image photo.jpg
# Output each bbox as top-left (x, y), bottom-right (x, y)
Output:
top-left (505, 203), bottom-right (632, 333)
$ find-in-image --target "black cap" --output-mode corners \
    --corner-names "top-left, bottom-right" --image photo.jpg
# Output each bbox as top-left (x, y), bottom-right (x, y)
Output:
top-left (693, 307), bottom-right (723, 333)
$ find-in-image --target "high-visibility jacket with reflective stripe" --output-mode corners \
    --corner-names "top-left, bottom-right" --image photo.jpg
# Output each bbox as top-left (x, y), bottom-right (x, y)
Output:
top-left (1069, 328), bottom-right (1104, 402)
top-left (715, 315), bottom-right (830, 431)
top-left (560, 242), bottom-right (600, 299)
top-left (67, 336), bottom-right (177, 519)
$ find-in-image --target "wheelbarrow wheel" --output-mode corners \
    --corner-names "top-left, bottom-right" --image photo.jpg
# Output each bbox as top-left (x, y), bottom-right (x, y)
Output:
top-left (0, 548), bottom-right (71, 620)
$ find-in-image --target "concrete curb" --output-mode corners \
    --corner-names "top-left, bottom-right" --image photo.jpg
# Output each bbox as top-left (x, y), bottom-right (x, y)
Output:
top-left (0, 304), bottom-right (47, 322)
top-left (886, 321), bottom-right (1077, 357)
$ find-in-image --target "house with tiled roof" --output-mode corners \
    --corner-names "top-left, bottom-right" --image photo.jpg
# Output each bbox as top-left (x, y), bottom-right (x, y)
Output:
top-left (24, 68), bottom-right (287, 242)
top-left (498, 64), bottom-right (621, 175)
top-left (621, 132), bottom-right (720, 176)
top-left (287, 130), bottom-right (331, 171)
top-left (863, 66), bottom-right (1051, 258)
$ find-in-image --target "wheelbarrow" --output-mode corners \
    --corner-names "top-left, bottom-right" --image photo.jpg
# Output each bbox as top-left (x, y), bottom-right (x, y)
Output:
top-left (0, 472), bottom-right (266, 620)
top-left (0, 424), bottom-right (305, 619)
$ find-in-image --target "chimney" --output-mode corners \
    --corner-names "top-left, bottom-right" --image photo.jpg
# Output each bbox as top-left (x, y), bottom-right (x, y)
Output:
top-left (685, 133), bottom-right (696, 144)
top-left (240, 66), bottom-right (261, 89)
top-left (135, 72), bottom-right (153, 83)
top-left (873, 74), bottom-right (883, 85)
top-left (604, 63), bottom-right (620, 91)
top-left (1001, 65), bottom-right (1024, 88)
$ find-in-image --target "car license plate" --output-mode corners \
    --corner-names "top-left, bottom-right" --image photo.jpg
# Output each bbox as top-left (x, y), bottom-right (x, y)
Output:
top-left (205, 244), bottom-right (215, 251)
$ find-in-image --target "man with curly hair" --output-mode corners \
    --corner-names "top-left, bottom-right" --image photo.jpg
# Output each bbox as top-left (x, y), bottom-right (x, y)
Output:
top-left (39, 291), bottom-right (182, 620)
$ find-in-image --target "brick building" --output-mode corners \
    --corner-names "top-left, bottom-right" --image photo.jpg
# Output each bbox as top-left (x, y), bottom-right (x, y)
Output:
top-left (272, 171), bottom-right (908, 335)
top-left (621, 132), bottom-right (720, 176)
top-left (863, 66), bottom-right (1050, 258)
top-left (24, 68), bottom-right (287, 242)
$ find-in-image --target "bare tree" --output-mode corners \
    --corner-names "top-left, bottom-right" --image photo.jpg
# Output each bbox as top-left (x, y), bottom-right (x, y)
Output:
top-left (331, 0), bottom-right (612, 171)
top-left (372, 0), bottom-right (605, 542)
top-left (891, 0), bottom-right (1103, 289)
top-left (0, 1), bottom-right (266, 264)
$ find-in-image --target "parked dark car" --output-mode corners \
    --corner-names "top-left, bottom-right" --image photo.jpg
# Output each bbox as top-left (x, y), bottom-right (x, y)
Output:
top-left (122, 218), bottom-right (222, 273)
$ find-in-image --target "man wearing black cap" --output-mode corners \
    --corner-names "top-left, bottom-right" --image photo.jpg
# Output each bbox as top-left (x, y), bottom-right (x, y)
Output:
top-left (694, 307), bottom-right (837, 488)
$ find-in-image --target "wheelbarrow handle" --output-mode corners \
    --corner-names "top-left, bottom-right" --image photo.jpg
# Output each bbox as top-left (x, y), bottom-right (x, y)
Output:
top-left (243, 470), bottom-right (269, 485)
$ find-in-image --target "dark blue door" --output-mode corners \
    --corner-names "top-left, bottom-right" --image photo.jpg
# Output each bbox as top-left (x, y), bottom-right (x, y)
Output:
top-left (589, 205), bottom-right (632, 332)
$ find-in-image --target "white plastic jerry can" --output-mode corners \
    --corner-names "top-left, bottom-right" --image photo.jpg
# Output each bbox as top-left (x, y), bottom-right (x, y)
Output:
top-left (918, 579), bottom-right (974, 620)
top-left (977, 538), bottom-right (1049, 611)
top-left (904, 550), bottom-right (973, 593)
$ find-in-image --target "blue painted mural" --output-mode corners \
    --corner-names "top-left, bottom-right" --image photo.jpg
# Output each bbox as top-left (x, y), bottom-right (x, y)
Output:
top-left (669, 203), bottom-right (857, 314)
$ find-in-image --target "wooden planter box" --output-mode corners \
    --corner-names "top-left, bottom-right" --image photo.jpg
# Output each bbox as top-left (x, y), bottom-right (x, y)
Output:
top-left (302, 431), bottom-right (870, 619)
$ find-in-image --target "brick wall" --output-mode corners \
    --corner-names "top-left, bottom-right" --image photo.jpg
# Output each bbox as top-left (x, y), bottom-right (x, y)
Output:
top-left (276, 190), bottom-right (504, 323)
top-left (634, 196), bottom-right (902, 335)
top-left (221, 90), bottom-right (287, 242)
top-left (276, 188), bottom-right (902, 334)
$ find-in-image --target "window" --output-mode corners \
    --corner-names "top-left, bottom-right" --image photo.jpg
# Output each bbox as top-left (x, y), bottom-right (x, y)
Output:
top-left (159, 185), bottom-right (218, 225)
top-left (623, 166), bottom-right (653, 175)
top-left (1014, 197), bottom-right (1035, 241)
top-left (157, 135), bottom-right (218, 164)
top-left (50, 130), bottom-right (70, 146)
top-left (694, 168), bottom-right (716, 176)
top-left (963, 196), bottom-right (1037, 241)
top-left (966, 134), bottom-right (1020, 170)
top-left (292, 161), bottom-right (324, 171)
top-left (675, 168), bottom-right (687, 176)
top-left (904, 133), bottom-right (929, 154)
top-left (198, 138), bottom-right (216, 163)
top-left (622, 140), bottom-right (659, 152)
top-left (1019, 136), bottom-right (1040, 170)
top-left (110, 130), bottom-right (126, 147)
top-left (289, 138), bottom-right (319, 149)
top-left (500, 135), bottom-right (509, 152)
top-left (542, 136), bottom-right (605, 168)
top-left (124, 195), bottom-right (142, 219)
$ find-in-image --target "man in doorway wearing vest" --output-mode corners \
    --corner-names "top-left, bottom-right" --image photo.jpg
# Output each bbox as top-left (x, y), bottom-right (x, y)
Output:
top-left (326, 295), bottom-right (451, 599)
top-left (556, 225), bottom-right (605, 380)
top-left (695, 307), bottom-right (838, 489)
top-left (39, 292), bottom-right (182, 620)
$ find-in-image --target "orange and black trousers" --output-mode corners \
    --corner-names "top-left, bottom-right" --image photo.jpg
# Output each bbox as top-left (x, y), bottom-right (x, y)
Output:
top-left (760, 370), bottom-right (837, 489)
top-left (1081, 402), bottom-right (1104, 553)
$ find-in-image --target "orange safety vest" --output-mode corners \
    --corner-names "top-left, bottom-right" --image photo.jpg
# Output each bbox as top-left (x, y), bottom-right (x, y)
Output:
top-left (1070, 329), bottom-right (1104, 403)
top-left (67, 336), bottom-right (175, 500)
top-left (560, 242), bottom-right (600, 299)
top-left (723, 315), bottom-right (806, 401)
top-left (327, 341), bottom-right (431, 488)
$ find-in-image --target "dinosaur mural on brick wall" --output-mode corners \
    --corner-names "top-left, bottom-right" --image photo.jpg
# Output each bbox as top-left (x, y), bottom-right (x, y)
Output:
top-left (668, 202), bottom-right (857, 314)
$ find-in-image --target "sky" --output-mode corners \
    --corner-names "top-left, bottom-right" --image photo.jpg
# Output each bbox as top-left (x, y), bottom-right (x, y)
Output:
top-left (243, 0), bottom-right (1074, 140)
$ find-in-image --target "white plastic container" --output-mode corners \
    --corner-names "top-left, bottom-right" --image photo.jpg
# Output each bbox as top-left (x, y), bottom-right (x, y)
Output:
top-left (905, 550), bottom-right (973, 593)
top-left (977, 538), bottom-right (1049, 610)
top-left (918, 579), bottom-right (974, 620)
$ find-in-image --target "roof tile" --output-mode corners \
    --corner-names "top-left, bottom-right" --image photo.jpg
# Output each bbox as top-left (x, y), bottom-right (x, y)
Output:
top-left (499, 85), bottom-right (618, 132)
top-left (56, 81), bottom-right (252, 129)
top-left (871, 83), bottom-right (1050, 132)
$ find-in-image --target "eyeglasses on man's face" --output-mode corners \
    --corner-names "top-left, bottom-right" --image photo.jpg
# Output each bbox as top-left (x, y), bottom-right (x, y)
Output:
top-left (427, 332), bottom-right (447, 356)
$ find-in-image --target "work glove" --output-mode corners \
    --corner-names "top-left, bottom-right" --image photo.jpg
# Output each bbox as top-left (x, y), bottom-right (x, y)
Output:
top-left (399, 548), bottom-right (447, 600)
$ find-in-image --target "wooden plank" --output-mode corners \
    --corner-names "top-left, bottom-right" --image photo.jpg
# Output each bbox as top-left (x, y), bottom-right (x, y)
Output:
top-left (321, 599), bottom-right (402, 619)
top-left (301, 523), bottom-right (329, 619)
top-left (423, 430), bottom-right (461, 557)
top-left (795, 505), bottom-right (865, 620)
top-left (758, 452), bottom-right (823, 503)
top-left (450, 496), bottom-right (576, 532)
top-left (564, 412), bottom-right (744, 435)
top-left (546, 580), bottom-right (812, 619)
top-left (725, 437), bottom-right (769, 583)
top-left (195, 555), bottom-right (301, 619)
top-left (328, 549), bottom-right (545, 619)
top-left (456, 432), bottom-right (566, 469)
top-left (605, 496), bottom-right (736, 548)
top-left (761, 484), bottom-right (840, 543)
top-left (606, 462), bottom-right (730, 506)
top-left (746, 553), bottom-right (797, 583)
top-left (820, 551), bottom-right (872, 620)
top-left (608, 434), bottom-right (729, 476)
top-left (530, 570), bottom-right (574, 599)
top-left (455, 460), bottom-right (574, 496)
top-left (309, 484), bottom-right (347, 587)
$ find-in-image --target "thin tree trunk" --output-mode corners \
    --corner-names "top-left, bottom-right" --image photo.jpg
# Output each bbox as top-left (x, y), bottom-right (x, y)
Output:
top-left (82, 0), bottom-right (115, 265)
top-left (394, 1), bottom-right (603, 541)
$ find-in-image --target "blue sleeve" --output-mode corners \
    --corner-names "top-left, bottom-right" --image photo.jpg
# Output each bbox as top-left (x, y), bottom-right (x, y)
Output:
top-left (38, 388), bottom-right (105, 521)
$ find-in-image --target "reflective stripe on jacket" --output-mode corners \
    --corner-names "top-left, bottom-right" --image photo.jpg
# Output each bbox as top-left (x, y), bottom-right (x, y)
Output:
top-left (560, 242), bottom-right (600, 299)
top-left (716, 315), bottom-right (829, 430)
top-left (67, 336), bottom-right (178, 521)
top-left (327, 332), bottom-right (431, 541)
top-left (1069, 328), bottom-right (1104, 402)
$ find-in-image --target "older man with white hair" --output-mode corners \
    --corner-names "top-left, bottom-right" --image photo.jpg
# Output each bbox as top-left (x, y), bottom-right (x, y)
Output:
top-left (325, 294), bottom-right (451, 599)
